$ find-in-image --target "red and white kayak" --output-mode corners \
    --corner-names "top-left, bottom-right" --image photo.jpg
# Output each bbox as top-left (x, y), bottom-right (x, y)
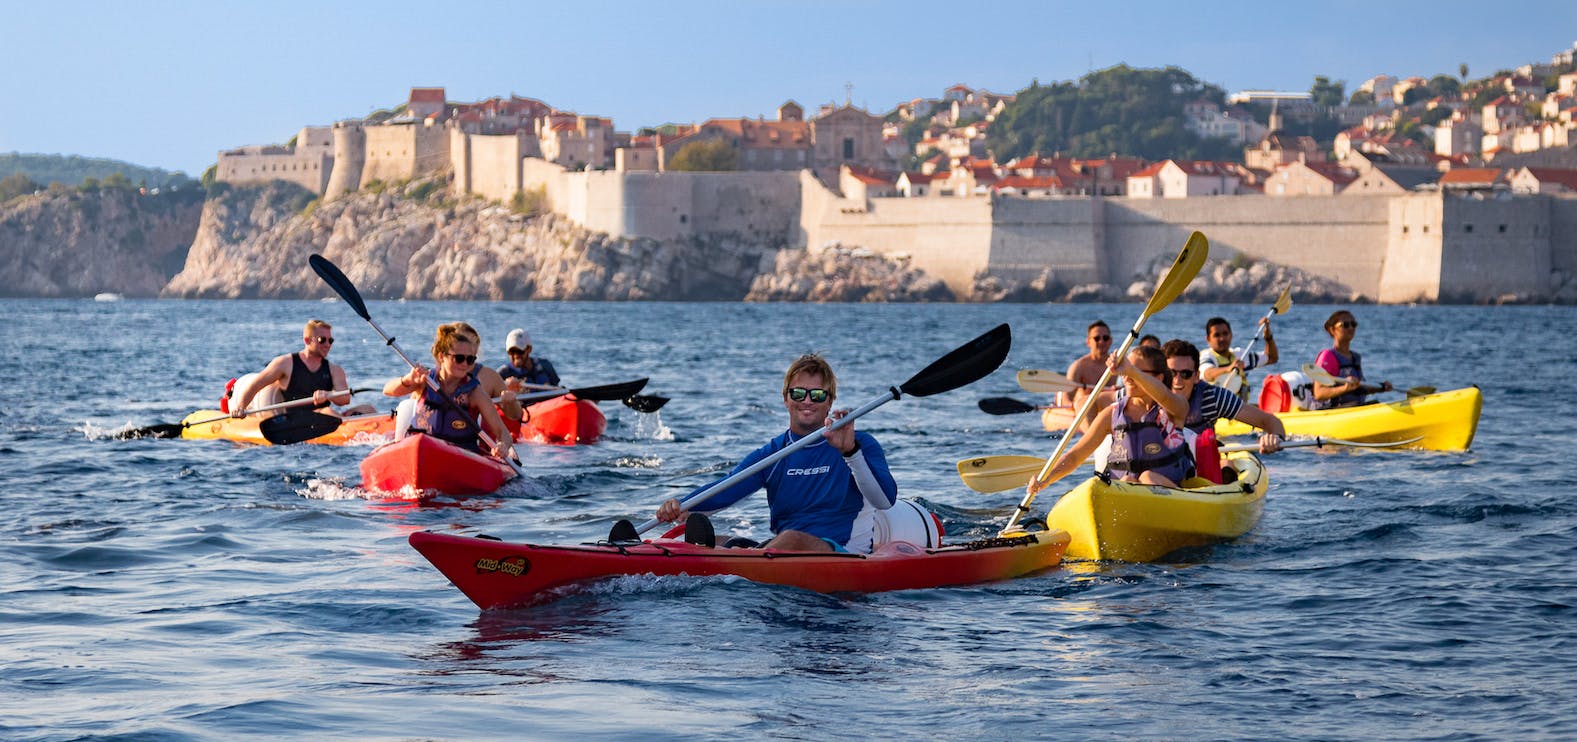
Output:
top-left (408, 528), bottom-right (1070, 610)
top-left (360, 433), bottom-right (516, 496)
top-left (507, 396), bottom-right (606, 444)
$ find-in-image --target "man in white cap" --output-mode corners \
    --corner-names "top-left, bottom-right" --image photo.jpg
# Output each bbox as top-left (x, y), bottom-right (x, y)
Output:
top-left (498, 328), bottom-right (560, 390)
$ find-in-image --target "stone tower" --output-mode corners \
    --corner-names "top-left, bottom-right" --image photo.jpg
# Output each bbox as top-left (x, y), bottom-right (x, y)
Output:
top-left (325, 121), bottom-right (366, 201)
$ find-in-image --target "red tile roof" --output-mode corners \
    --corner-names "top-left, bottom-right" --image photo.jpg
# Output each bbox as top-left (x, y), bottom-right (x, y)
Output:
top-left (1525, 167), bottom-right (1577, 190)
top-left (410, 87), bottom-right (446, 104)
top-left (1439, 167), bottom-right (1503, 184)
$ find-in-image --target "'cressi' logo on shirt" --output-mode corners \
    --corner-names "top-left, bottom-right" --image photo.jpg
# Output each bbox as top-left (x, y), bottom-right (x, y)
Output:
top-left (785, 465), bottom-right (832, 476)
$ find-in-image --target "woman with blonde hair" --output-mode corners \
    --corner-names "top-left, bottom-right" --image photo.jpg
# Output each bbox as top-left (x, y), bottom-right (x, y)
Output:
top-left (384, 322), bottom-right (514, 459)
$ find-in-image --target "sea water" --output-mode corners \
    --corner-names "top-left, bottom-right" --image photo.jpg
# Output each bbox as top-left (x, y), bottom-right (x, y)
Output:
top-left (2, 299), bottom-right (1573, 740)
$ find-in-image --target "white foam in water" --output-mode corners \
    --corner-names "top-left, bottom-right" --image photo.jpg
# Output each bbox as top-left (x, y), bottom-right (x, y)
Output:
top-left (629, 413), bottom-right (674, 441)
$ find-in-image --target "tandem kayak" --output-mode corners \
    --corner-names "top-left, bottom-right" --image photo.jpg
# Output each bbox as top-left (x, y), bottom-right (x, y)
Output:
top-left (1217, 387), bottom-right (1481, 451)
top-left (1045, 451), bottom-right (1268, 562)
top-left (360, 433), bottom-right (516, 496)
top-left (1041, 406), bottom-right (1077, 432)
top-left (509, 396), bottom-right (607, 444)
top-left (178, 409), bottom-right (394, 446)
top-left (408, 529), bottom-right (1070, 609)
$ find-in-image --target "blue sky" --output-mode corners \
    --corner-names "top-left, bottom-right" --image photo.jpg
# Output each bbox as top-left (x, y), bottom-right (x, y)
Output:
top-left (3, 1), bottom-right (1574, 175)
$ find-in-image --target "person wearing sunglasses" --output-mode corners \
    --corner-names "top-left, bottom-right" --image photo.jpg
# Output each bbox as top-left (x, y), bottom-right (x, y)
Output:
top-left (1308, 310), bottom-right (1391, 410)
top-left (1028, 345), bottom-right (1195, 495)
top-left (384, 323), bottom-right (514, 460)
top-left (498, 328), bottom-right (560, 388)
top-left (1163, 339), bottom-right (1285, 455)
top-left (1059, 320), bottom-right (1119, 412)
top-left (1199, 315), bottom-right (1278, 403)
top-left (653, 353), bottom-right (897, 553)
top-left (229, 319), bottom-right (376, 419)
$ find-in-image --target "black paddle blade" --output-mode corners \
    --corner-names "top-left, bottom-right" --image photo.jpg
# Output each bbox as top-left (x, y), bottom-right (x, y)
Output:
top-left (608, 519), bottom-right (639, 543)
top-left (112, 423), bottom-right (187, 440)
top-left (259, 411), bottom-right (344, 445)
top-left (623, 394), bottom-right (669, 413)
top-left (309, 254), bottom-right (370, 320)
top-left (566, 377), bottom-right (649, 402)
top-left (899, 323), bottom-right (1011, 398)
top-left (978, 397), bottom-right (1038, 415)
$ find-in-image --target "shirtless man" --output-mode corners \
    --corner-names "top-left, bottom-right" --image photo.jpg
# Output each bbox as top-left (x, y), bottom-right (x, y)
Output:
top-left (1058, 321), bottom-right (1119, 427)
top-left (230, 320), bottom-right (376, 418)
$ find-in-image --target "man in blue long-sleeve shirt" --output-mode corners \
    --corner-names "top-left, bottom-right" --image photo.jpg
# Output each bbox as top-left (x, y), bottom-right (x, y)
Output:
top-left (655, 354), bottom-right (898, 553)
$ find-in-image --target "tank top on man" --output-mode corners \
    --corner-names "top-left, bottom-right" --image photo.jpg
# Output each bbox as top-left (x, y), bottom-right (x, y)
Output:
top-left (283, 353), bottom-right (334, 407)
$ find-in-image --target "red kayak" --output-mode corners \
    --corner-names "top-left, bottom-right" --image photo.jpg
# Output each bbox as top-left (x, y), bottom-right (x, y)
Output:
top-left (408, 529), bottom-right (1070, 609)
top-left (504, 396), bottom-right (607, 445)
top-left (360, 433), bottom-right (516, 496)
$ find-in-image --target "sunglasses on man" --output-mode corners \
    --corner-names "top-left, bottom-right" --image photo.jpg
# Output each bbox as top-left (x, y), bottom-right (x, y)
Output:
top-left (786, 387), bottom-right (829, 403)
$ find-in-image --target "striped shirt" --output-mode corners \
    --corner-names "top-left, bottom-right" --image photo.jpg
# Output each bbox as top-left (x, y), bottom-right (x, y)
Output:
top-left (1185, 382), bottom-right (1245, 433)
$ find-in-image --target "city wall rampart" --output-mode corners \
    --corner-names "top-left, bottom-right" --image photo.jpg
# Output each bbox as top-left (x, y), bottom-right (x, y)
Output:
top-left (801, 174), bottom-right (995, 292)
top-left (361, 123), bottom-right (450, 187)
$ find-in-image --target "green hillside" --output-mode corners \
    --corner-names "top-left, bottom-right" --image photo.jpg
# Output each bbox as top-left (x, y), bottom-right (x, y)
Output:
top-left (0, 152), bottom-right (196, 189)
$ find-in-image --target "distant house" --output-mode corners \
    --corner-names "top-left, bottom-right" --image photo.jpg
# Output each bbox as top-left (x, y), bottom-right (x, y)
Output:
top-left (1344, 162), bottom-right (1441, 194)
top-left (1126, 160), bottom-right (1240, 198)
top-left (1245, 131), bottom-right (1323, 171)
top-left (840, 164), bottom-right (897, 199)
top-left (993, 175), bottom-right (1067, 198)
top-left (1435, 118), bottom-right (1483, 157)
top-left (895, 170), bottom-right (938, 197)
top-left (1264, 160), bottom-right (1358, 196)
top-left (1437, 167), bottom-right (1506, 192)
top-left (659, 102), bottom-right (812, 172)
top-left (408, 87), bottom-right (447, 120)
top-left (1508, 166), bottom-right (1577, 194)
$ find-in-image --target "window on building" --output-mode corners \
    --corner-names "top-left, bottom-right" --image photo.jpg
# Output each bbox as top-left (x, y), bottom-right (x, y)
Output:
top-left (1498, 224), bottom-right (1507, 233)
top-left (843, 138), bottom-right (855, 159)
top-left (1465, 224), bottom-right (1474, 233)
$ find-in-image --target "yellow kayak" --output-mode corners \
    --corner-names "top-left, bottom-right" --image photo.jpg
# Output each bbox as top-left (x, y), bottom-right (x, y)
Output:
top-left (178, 409), bottom-right (395, 445)
top-left (1045, 451), bottom-right (1268, 562)
top-left (1217, 387), bottom-right (1481, 451)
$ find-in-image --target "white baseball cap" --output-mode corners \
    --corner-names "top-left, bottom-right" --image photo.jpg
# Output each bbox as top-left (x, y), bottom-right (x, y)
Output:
top-left (506, 329), bottom-right (531, 351)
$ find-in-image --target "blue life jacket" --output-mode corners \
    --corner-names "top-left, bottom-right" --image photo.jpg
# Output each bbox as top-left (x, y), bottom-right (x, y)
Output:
top-left (411, 369), bottom-right (482, 450)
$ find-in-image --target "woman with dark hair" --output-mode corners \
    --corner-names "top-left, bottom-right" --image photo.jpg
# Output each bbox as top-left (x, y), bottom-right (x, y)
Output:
top-left (1308, 310), bottom-right (1391, 410)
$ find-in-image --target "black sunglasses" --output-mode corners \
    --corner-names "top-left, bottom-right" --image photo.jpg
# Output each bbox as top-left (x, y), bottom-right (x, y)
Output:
top-left (787, 387), bottom-right (829, 403)
top-left (1171, 368), bottom-right (1196, 380)
top-left (1335, 321), bottom-right (1358, 329)
top-left (311, 336), bottom-right (334, 345)
top-left (1092, 335), bottom-right (1112, 342)
top-left (448, 353), bottom-right (478, 365)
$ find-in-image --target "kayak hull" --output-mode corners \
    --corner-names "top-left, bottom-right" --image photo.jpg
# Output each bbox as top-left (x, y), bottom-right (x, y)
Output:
top-left (1217, 386), bottom-right (1481, 451)
top-left (408, 529), bottom-right (1070, 609)
top-left (1041, 406), bottom-right (1076, 432)
top-left (178, 409), bottom-right (393, 445)
top-left (1046, 451), bottom-right (1268, 562)
top-left (513, 396), bottom-right (606, 444)
top-left (360, 433), bottom-right (516, 496)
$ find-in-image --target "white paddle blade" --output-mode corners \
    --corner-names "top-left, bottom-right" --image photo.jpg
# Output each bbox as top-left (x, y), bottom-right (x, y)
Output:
top-left (1016, 369), bottom-right (1082, 394)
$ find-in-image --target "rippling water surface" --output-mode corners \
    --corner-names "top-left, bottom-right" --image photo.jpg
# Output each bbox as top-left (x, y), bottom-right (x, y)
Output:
top-left (3, 299), bottom-right (1574, 740)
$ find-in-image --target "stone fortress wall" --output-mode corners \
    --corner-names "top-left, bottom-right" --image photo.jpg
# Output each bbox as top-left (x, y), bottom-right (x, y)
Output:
top-left (220, 118), bottom-right (1577, 303)
top-left (216, 126), bottom-right (335, 195)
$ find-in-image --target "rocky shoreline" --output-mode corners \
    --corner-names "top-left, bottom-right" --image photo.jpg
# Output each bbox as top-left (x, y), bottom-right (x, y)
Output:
top-left (5, 178), bottom-right (1569, 303)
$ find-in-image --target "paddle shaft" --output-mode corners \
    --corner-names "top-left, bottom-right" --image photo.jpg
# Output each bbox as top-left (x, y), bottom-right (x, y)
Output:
top-left (634, 387), bottom-right (900, 534)
top-left (185, 390), bottom-right (360, 428)
top-left (1219, 435), bottom-right (1423, 453)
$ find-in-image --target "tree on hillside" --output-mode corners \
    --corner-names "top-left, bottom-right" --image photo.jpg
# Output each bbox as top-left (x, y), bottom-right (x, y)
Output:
top-left (0, 172), bottom-right (40, 202)
top-left (1459, 63), bottom-right (1469, 82)
top-left (1310, 76), bottom-right (1345, 108)
top-left (1426, 75), bottom-right (1461, 99)
top-left (667, 140), bottom-right (738, 171)
top-left (985, 65), bottom-right (1239, 162)
top-left (1350, 89), bottom-right (1375, 105)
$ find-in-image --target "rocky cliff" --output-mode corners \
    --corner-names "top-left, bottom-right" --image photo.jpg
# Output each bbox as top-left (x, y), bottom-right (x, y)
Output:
top-left (161, 179), bottom-right (958, 302)
top-left (0, 186), bottom-right (203, 297)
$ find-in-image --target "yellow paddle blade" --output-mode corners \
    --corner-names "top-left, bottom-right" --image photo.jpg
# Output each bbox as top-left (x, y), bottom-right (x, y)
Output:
top-left (957, 455), bottom-right (1048, 493)
top-left (1142, 231), bottom-right (1209, 316)
top-left (1016, 369), bottom-right (1081, 394)
top-left (1271, 284), bottom-right (1293, 315)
